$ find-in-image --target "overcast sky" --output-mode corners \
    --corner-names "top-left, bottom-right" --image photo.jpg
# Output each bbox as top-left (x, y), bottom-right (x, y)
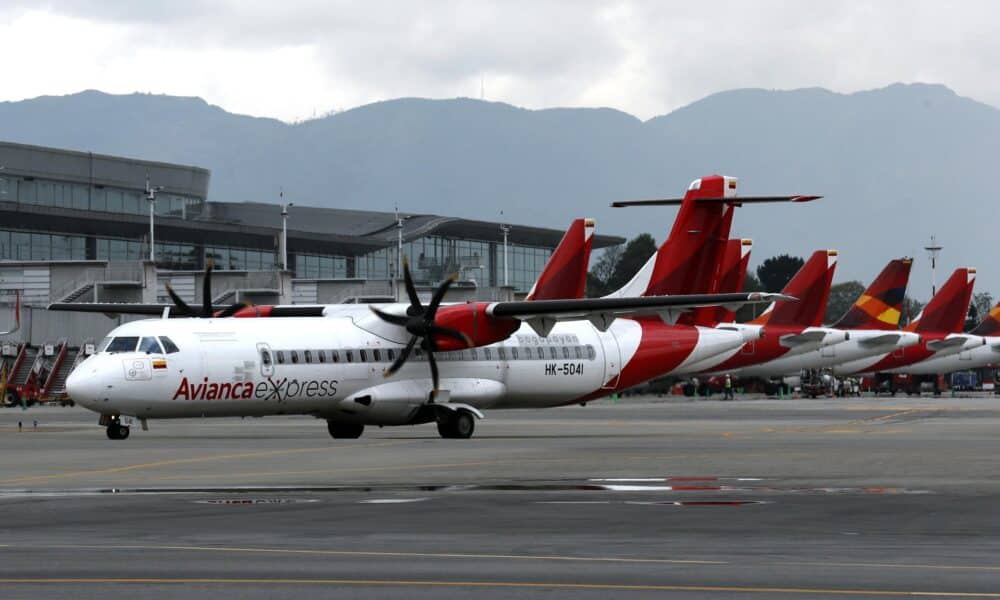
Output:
top-left (1, 1), bottom-right (999, 121)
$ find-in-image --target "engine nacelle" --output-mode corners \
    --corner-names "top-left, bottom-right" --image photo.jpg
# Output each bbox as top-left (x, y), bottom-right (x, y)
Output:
top-left (432, 302), bottom-right (521, 351)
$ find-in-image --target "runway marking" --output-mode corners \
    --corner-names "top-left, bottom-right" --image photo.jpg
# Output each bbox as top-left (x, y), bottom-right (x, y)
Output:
top-left (1, 577), bottom-right (999, 596)
top-left (359, 498), bottom-right (429, 504)
top-left (0, 440), bottom-right (413, 485)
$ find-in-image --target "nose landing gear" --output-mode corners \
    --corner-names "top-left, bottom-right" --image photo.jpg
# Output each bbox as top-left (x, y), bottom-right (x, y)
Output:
top-left (105, 416), bottom-right (130, 440)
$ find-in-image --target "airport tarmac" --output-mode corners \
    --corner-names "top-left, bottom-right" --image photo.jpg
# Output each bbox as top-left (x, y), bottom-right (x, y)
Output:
top-left (1, 394), bottom-right (1000, 598)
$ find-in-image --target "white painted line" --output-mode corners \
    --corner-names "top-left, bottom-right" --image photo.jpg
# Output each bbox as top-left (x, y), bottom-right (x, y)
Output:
top-left (359, 498), bottom-right (429, 504)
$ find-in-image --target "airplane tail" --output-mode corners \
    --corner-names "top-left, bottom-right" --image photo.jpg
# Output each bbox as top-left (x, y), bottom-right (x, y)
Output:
top-left (525, 218), bottom-right (594, 301)
top-left (971, 301), bottom-right (1000, 337)
top-left (608, 175), bottom-right (819, 299)
top-left (695, 238), bottom-right (752, 325)
top-left (831, 258), bottom-right (912, 330)
top-left (750, 250), bottom-right (837, 328)
top-left (905, 267), bottom-right (976, 334)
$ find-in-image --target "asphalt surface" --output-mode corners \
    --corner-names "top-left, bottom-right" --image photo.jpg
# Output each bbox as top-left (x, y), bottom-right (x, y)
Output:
top-left (1, 394), bottom-right (1000, 598)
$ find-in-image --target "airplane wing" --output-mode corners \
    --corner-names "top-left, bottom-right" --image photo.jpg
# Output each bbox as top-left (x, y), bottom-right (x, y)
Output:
top-left (47, 303), bottom-right (326, 318)
top-left (487, 292), bottom-right (793, 337)
top-left (858, 333), bottom-right (906, 348)
top-left (778, 330), bottom-right (829, 348)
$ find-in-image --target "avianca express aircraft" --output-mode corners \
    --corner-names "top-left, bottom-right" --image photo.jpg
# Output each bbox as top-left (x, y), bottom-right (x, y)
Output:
top-left (889, 302), bottom-right (1000, 376)
top-left (60, 175), bottom-right (814, 440)
top-left (833, 267), bottom-right (986, 376)
top-left (734, 258), bottom-right (922, 377)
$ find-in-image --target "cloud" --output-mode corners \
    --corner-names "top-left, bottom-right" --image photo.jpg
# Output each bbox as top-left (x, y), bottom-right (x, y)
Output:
top-left (2, 1), bottom-right (1000, 121)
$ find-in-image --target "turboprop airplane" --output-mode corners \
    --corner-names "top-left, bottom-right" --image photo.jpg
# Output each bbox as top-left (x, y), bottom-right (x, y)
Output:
top-left (890, 301), bottom-right (1000, 376)
top-left (832, 267), bottom-right (986, 376)
top-left (736, 258), bottom-right (922, 377)
top-left (680, 249), bottom-right (849, 375)
top-left (59, 175), bottom-right (816, 440)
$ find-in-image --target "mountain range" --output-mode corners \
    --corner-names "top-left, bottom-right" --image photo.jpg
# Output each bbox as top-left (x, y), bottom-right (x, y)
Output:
top-left (1, 83), bottom-right (997, 299)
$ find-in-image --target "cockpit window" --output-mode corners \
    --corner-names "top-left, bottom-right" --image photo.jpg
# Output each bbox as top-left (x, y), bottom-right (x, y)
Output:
top-left (159, 336), bottom-right (180, 354)
top-left (138, 337), bottom-right (164, 354)
top-left (105, 337), bottom-right (139, 353)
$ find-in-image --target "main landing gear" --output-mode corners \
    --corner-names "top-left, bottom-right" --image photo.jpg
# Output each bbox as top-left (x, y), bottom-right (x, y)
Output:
top-left (437, 409), bottom-right (475, 439)
top-left (105, 416), bottom-right (130, 440)
top-left (327, 421), bottom-right (365, 439)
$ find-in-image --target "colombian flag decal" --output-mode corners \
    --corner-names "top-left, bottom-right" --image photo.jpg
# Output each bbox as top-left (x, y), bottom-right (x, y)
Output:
top-left (152, 359), bottom-right (167, 370)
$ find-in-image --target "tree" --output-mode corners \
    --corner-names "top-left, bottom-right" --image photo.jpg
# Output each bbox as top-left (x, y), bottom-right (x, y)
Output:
top-left (585, 244), bottom-right (623, 297)
top-left (586, 233), bottom-right (657, 297)
top-left (901, 296), bottom-right (924, 327)
top-left (824, 280), bottom-right (866, 324)
top-left (965, 291), bottom-right (993, 331)
top-left (756, 254), bottom-right (804, 293)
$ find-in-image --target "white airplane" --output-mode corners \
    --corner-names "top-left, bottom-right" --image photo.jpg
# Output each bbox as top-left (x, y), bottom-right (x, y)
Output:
top-left (58, 175), bottom-right (812, 441)
top-left (889, 302), bottom-right (1000, 376)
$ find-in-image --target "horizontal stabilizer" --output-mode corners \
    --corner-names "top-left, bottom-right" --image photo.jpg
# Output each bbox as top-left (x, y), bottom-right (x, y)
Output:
top-left (611, 195), bottom-right (821, 208)
top-left (779, 330), bottom-right (829, 348)
top-left (926, 336), bottom-right (978, 352)
top-left (858, 333), bottom-right (904, 348)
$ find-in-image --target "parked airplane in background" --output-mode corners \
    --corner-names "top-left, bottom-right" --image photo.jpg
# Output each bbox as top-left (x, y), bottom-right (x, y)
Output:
top-left (833, 267), bottom-right (985, 376)
top-left (60, 175), bottom-right (817, 440)
top-left (891, 301), bottom-right (1000, 376)
top-left (737, 258), bottom-right (922, 377)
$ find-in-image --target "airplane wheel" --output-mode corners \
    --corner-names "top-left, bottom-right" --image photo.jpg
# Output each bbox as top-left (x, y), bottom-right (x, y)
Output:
top-left (327, 421), bottom-right (364, 439)
top-left (3, 391), bottom-right (18, 408)
top-left (106, 425), bottom-right (129, 440)
top-left (438, 411), bottom-right (475, 439)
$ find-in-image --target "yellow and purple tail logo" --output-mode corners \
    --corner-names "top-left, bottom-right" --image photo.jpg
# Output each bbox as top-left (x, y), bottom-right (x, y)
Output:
top-left (832, 258), bottom-right (912, 330)
top-left (971, 303), bottom-right (1000, 337)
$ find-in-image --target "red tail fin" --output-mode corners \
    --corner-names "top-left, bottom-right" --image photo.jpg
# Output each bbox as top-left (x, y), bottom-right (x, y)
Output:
top-left (695, 239), bottom-right (752, 325)
top-left (831, 258), bottom-right (912, 330)
top-left (904, 268), bottom-right (976, 333)
top-left (525, 218), bottom-right (594, 301)
top-left (751, 250), bottom-right (837, 327)
top-left (971, 302), bottom-right (1000, 336)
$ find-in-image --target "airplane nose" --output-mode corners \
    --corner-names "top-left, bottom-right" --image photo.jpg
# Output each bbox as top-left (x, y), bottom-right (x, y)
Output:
top-left (66, 363), bottom-right (103, 408)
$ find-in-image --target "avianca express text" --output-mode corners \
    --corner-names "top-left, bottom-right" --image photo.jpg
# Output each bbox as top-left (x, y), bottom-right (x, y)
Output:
top-left (172, 377), bottom-right (340, 402)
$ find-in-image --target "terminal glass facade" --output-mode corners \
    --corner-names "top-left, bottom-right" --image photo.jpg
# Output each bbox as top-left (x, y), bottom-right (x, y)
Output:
top-left (0, 176), bottom-right (199, 217)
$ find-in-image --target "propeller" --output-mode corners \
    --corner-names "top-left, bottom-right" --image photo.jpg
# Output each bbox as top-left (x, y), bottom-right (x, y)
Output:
top-left (371, 257), bottom-right (472, 398)
top-left (164, 260), bottom-right (248, 318)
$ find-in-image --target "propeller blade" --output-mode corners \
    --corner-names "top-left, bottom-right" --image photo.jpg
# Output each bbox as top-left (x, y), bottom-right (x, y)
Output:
top-left (165, 284), bottom-right (195, 317)
top-left (428, 349), bottom-right (440, 398)
top-left (402, 257), bottom-right (422, 311)
top-left (384, 335), bottom-right (418, 377)
top-left (430, 325), bottom-right (473, 348)
top-left (202, 260), bottom-right (214, 317)
top-left (215, 302), bottom-right (248, 318)
top-left (426, 273), bottom-right (457, 318)
top-left (370, 306), bottom-right (411, 327)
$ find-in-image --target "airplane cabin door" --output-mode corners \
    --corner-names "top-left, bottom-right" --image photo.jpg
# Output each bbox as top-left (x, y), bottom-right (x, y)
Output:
top-left (821, 343), bottom-right (837, 358)
top-left (599, 330), bottom-right (622, 389)
top-left (257, 343), bottom-right (275, 378)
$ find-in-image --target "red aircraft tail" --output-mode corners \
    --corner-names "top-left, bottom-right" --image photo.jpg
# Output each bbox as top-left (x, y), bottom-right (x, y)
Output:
top-left (905, 268), bottom-right (977, 334)
top-left (831, 258), bottom-right (912, 330)
top-left (525, 218), bottom-right (594, 301)
top-left (609, 175), bottom-right (819, 299)
top-left (971, 302), bottom-right (1000, 337)
top-left (750, 250), bottom-right (837, 328)
top-left (694, 238), bottom-right (752, 325)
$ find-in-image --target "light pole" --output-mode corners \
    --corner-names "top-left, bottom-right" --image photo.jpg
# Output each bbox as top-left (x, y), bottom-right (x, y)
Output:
top-left (280, 201), bottom-right (294, 271)
top-left (924, 235), bottom-right (942, 296)
top-left (145, 175), bottom-right (163, 263)
top-left (500, 223), bottom-right (510, 287)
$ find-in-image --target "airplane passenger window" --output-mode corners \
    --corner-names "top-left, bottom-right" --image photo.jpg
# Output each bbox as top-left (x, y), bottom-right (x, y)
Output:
top-left (159, 336), bottom-right (180, 354)
top-left (106, 337), bottom-right (139, 353)
top-left (291, 350), bottom-right (299, 364)
top-left (511, 347), bottom-right (519, 360)
top-left (386, 349), bottom-right (396, 361)
top-left (317, 350), bottom-right (326, 363)
top-left (345, 350), bottom-right (354, 363)
top-left (360, 349), bottom-right (369, 362)
top-left (562, 346), bottom-right (571, 359)
top-left (331, 350), bottom-right (340, 363)
top-left (484, 348), bottom-right (492, 360)
top-left (372, 349), bottom-right (381, 362)
top-left (304, 350), bottom-right (313, 364)
top-left (261, 349), bottom-right (272, 366)
top-left (574, 346), bottom-right (583, 359)
top-left (548, 347), bottom-right (558, 360)
top-left (587, 345), bottom-right (596, 360)
top-left (414, 348), bottom-right (424, 360)
top-left (497, 347), bottom-right (506, 360)
top-left (470, 348), bottom-right (479, 360)
top-left (138, 337), bottom-right (163, 354)
top-left (276, 351), bottom-right (285, 364)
